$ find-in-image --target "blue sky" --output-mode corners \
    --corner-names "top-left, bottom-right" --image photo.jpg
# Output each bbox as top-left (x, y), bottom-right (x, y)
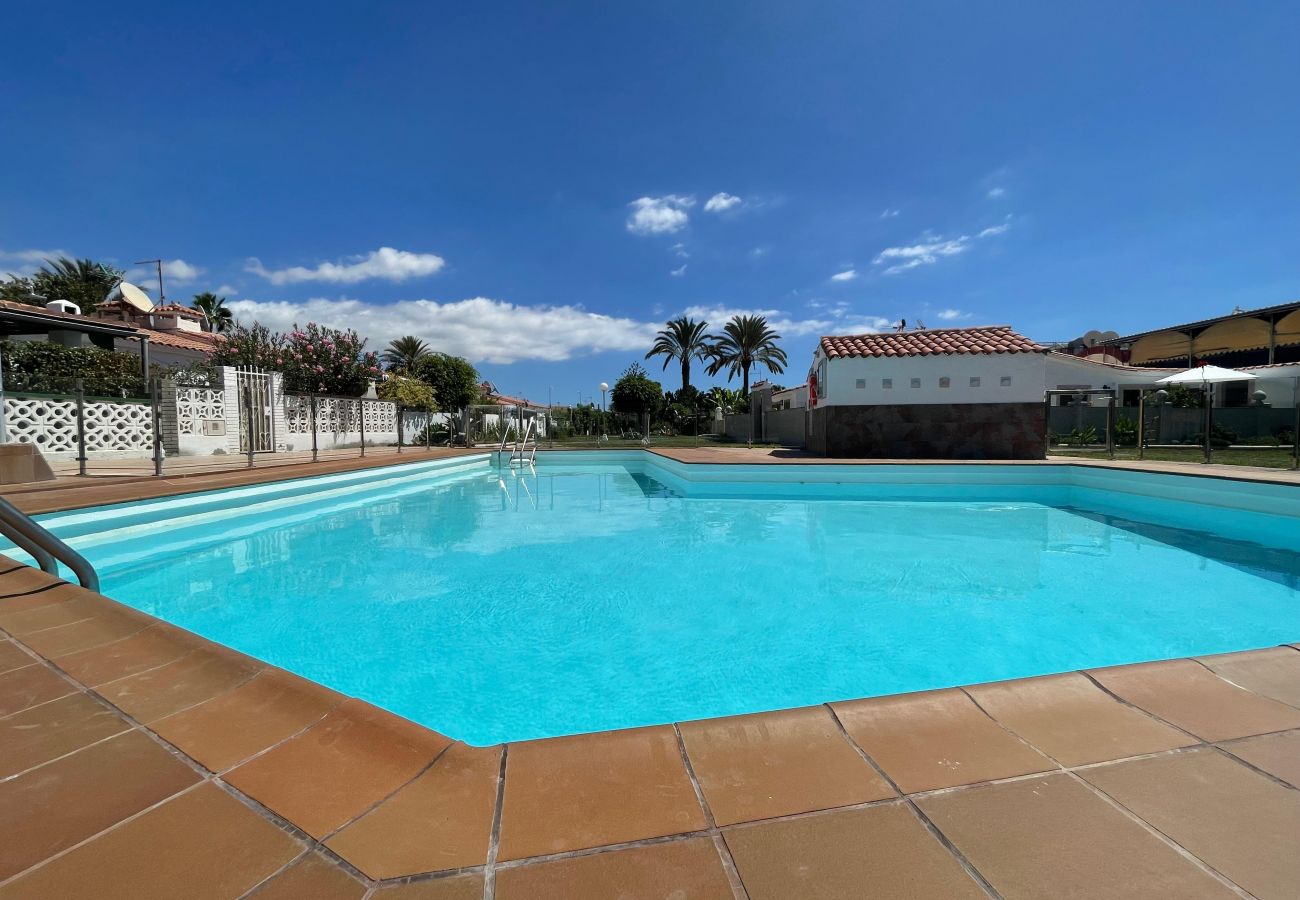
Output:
top-left (3, 1), bottom-right (1298, 404)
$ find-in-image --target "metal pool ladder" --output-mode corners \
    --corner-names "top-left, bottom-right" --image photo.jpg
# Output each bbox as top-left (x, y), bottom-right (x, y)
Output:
top-left (0, 496), bottom-right (100, 591)
top-left (500, 416), bottom-right (537, 468)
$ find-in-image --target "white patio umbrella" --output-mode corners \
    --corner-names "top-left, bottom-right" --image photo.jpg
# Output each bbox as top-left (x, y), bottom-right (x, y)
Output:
top-left (1154, 364), bottom-right (1257, 462)
top-left (1155, 364), bottom-right (1258, 386)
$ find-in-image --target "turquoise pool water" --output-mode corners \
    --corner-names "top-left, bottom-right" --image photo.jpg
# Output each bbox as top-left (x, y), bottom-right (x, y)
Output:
top-left (31, 454), bottom-right (1300, 744)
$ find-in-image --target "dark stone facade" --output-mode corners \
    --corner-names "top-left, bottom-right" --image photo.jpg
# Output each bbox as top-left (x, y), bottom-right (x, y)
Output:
top-left (807, 403), bottom-right (1046, 459)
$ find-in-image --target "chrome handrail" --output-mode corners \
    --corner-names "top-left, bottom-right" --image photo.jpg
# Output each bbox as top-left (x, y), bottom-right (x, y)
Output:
top-left (0, 497), bottom-right (99, 591)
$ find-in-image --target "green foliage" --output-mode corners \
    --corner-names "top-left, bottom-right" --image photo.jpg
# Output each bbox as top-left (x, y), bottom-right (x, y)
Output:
top-left (0, 257), bottom-right (125, 313)
top-left (382, 336), bottom-right (431, 372)
top-left (191, 292), bottom-right (233, 333)
top-left (645, 317), bottom-right (711, 392)
top-left (703, 386), bottom-right (749, 414)
top-left (280, 323), bottom-right (380, 395)
top-left (210, 322), bottom-right (286, 370)
top-left (1192, 421), bottom-right (1237, 448)
top-left (1160, 384), bottom-right (1205, 408)
top-left (377, 376), bottom-right (438, 410)
top-left (412, 353), bottom-right (480, 411)
top-left (705, 314), bottom-right (787, 395)
top-left (163, 359), bottom-right (221, 387)
top-left (0, 340), bottom-right (146, 396)
top-left (1113, 417), bottom-right (1138, 447)
top-left (1064, 425), bottom-right (1098, 447)
top-left (611, 362), bottom-right (662, 414)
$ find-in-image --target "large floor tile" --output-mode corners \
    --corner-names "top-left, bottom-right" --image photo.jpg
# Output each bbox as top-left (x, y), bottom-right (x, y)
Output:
top-left (0, 662), bottom-right (74, 716)
top-left (1080, 748), bottom-right (1300, 899)
top-left (725, 802), bottom-right (986, 900)
top-left (965, 673), bottom-right (1193, 765)
top-left (151, 668), bottom-right (340, 772)
top-left (0, 594), bottom-right (102, 636)
top-left (369, 873), bottom-right (484, 900)
top-left (327, 743), bottom-right (500, 878)
top-left (916, 773), bottom-right (1235, 899)
top-left (0, 782), bottom-right (302, 899)
top-left (20, 607), bottom-right (151, 658)
top-left (1197, 647), bottom-right (1300, 709)
top-left (0, 729), bottom-right (200, 880)
top-left (0, 565), bottom-right (66, 598)
top-left (498, 725), bottom-right (707, 861)
top-left (832, 688), bottom-right (1053, 792)
top-left (0, 692), bottom-right (132, 778)
top-left (1220, 729), bottom-right (1300, 787)
top-left (0, 639), bottom-right (33, 675)
top-left (226, 699), bottom-right (451, 838)
top-left (95, 648), bottom-right (262, 723)
top-left (679, 705), bottom-right (894, 825)
top-left (496, 837), bottom-right (734, 900)
top-left (53, 626), bottom-right (194, 687)
top-left (1089, 659), bottom-right (1300, 741)
top-left (249, 851), bottom-right (367, 900)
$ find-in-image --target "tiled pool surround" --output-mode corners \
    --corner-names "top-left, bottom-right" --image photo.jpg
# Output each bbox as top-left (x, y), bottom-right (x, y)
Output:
top-left (2, 451), bottom-right (1299, 897)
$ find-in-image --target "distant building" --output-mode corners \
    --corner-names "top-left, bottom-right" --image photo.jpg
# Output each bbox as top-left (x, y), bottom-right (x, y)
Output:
top-left (1095, 300), bottom-right (1300, 368)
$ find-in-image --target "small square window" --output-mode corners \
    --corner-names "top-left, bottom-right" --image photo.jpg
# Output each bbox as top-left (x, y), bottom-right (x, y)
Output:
top-left (939, 376), bottom-right (950, 388)
top-left (855, 378), bottom-right (866, 389)
top-left (970, 376), bottom-right (981, 388)
top-left (882, 378), bottom-right (893, 389)
top-left (1000, 376), bottom-right (1012, 387)
top-left (910, 378), bottom-right (921, 389)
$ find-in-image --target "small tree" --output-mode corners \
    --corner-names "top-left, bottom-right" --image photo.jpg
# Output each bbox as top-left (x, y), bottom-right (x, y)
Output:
top-left (382, 336), bottom-right (431, 372)
top-left (611, 363), bottom-right (662, 416)
top-left (210, 322), bottom-right (285, 370)
top-left (192, 292), bottom-right (233, 333)
top-left (280, 323), bottom-right (381, 395)
top-left (413, 353), bottom-right (480, 412)
top-left (376, 376), bottom-right (437, 410)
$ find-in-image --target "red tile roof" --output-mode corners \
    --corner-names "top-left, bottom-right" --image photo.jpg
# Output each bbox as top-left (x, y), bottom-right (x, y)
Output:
top-left (820, 325), bottom-right (1047, 359)
top-left (127, 330), bottom-right (222, 352)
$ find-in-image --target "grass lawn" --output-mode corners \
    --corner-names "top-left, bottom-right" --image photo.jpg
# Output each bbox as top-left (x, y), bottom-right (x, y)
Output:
top-left (1053, 446), bottom-right (1299, 469)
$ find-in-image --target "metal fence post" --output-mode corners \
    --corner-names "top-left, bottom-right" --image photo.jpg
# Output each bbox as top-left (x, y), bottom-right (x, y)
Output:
top-left (73, 378), bottom-right (87, 476)
top-left (1204, 386), bottom-right (1213, 464)
top-left (242, 384), bottom-right (255, 468)
top-left (397, 405), bottom-right (404, 453)
top-left (1042, 392), bottom-right (1052, 457)
top-left (358, 400), bottom-right (366, 457)
top-left (1293, 377), bottom-right (1299, 469)
top-left (150, 378), bottom-right (164, 476)
top-left (1105, 391), bottom-right (1116, 460)
top-left (309, 394), bottom-right (319, 463)
top-left (426, 407), bottom-right (433, 449)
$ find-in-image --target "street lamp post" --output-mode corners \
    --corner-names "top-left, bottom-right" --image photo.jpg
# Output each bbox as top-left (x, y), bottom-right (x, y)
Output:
top-left (599, 382), bottom-right (609, 440)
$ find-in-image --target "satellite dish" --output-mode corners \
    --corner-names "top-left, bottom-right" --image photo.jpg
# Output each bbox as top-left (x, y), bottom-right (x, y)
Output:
top-left (118, 282), bottom-right (155, 313)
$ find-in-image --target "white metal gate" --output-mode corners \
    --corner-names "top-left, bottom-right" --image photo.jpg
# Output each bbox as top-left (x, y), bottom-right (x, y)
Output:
top-left (236, 367), bottom-right (275, 453)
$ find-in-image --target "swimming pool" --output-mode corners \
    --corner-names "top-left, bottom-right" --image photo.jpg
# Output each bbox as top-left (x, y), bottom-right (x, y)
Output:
top-left (23, 452), bottom-right (1300, 744)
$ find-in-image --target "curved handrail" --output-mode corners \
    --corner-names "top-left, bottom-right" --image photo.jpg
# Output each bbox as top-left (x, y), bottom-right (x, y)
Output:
top-left (0, 497), bottom-right (100, 592)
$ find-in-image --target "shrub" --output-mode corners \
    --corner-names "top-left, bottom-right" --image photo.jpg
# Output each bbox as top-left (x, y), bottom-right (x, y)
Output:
top-left (611, 363), bottom-right (662, 415)
top-left (377, 376), bottom-right (437, 410)
top-left (0, 340), bottom-right (146, 396)
top-left (281, 323), bottom-right (380, 396)
top-left (1113, 417), bottom-right (1138, 447)
top-left (412, 354), bottom-right (480, 411)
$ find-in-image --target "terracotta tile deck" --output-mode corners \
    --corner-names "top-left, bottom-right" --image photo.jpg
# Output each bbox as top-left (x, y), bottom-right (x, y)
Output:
top-left (1, 450), bottom-right (1298, 897)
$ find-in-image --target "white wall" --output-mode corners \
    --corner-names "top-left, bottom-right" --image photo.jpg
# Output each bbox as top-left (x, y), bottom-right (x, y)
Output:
top-left (816, 351), bottom-right (1047, 405)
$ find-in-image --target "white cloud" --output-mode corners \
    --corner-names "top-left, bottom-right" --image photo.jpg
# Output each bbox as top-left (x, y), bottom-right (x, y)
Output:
top-left (749, 246), bottom-right (770, 259)
top-left (670, 264), bottom-right (687, 277)
top-left (226, 296), bottom-right (659, 365)
top-left (126, 258), bottom-right (204, 286)
top-left (703, 192), bottom-right (743, 213)
top-left (830, 268), bottom-right (857, 282)
top-left (987, 187), bottom-right (1006, 198)
top-left (936, 308), bottom-right (969, 321)
top-left (0, 248), bottom-right (74, 277)
top-left (880, 208), bottom-right (900, 219)
top-left (671, 243), bottom-right (689, 259)
top-left (215, 284), bottom-right (239, 296)
top-left (681, 303), bottom-right (891, 339)
top-left (626, 195), bottom-right (695, 235)
top-left (246, 247), bottom-right (446, 285)
top-left (873, 223), bottom-right (1009, 275)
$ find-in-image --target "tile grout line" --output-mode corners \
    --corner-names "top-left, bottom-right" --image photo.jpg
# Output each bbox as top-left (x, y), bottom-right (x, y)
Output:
top-left (318, 740), bottom-right (458, 844)
top-left (482, 744), bottom-right (509, 900)
top-left (235, 848), bottom-right (313, 899)
top-left (959, 685), bottom-right (1257, 900)
top-left (824, 702), bottom-right (1004, 900)
top-left (672, 723), bottom-right (751, 900)
top-left (1206, 741), bottom-right (1300, 794)
top-left (1077, 669), bottom-right (1213, 744)
top-left (1186, 654), bottom-right (1300, 713)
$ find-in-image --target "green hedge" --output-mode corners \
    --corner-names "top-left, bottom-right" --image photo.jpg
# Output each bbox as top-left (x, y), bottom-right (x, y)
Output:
top-left (0, 340), bottom-right (147, 397)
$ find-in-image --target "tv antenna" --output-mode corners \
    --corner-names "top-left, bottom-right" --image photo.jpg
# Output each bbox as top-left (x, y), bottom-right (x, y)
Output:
top-left (134, 259), bottom-right (166, 303)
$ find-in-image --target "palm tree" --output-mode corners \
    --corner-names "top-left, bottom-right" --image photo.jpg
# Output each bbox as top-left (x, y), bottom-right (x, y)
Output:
top-left (645, 317), bottom-right (711, 392)
top-left (191, 292), bottom-right (233, 333)
top-left (382, 335), bottom-right (431, 372)
top-left (32, 257), bottom-right (123, 311)
top-left (706, 314), bottom-right (788, 396)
